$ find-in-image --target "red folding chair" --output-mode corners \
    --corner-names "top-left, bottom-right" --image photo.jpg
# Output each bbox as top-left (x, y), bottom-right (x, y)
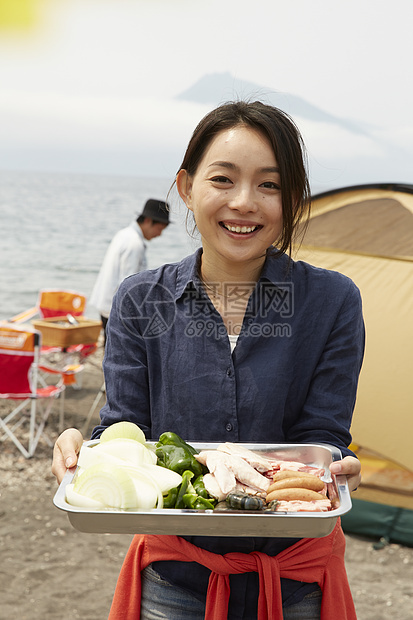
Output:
top-left (10, 289), bottom-right (100, 389)
top-left (0, 323), bottom-right (67, 458)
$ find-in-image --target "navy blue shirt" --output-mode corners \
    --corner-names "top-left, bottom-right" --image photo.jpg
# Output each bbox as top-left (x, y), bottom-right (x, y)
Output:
top-left (92, 248), bottom-right (365, 617)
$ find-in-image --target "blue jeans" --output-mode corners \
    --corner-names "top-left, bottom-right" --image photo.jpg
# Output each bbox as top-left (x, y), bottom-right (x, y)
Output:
top-left (140, 564), bottom-right (322, 620)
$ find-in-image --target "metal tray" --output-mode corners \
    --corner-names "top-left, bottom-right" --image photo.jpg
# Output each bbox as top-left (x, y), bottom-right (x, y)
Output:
top-left (53, 442), bottom-right (351, 538)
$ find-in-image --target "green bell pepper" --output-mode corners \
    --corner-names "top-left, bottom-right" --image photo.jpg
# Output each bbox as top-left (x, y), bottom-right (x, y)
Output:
top-left (163, 470), bottom-right (217, 511)
top-left (193, 475), bottom-right (211, 499)
top-left (162, 486), bottom-right (179, 509)
top-left (156, 433), bottom-right (215, 510)
top-left (157, 431), bottom-right (199, 456)
top-left (182, 493), bottom-right (216, 510)
top-left (175, 470), bottom-right (195, 509)
top-left (155, 444), bottom-right (195, 475)
top-left (156, 435), bottom-right (205, 478)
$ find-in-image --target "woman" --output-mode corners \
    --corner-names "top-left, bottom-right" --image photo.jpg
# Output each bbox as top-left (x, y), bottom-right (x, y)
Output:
top-left (53, 101), bottom-right (364, 619)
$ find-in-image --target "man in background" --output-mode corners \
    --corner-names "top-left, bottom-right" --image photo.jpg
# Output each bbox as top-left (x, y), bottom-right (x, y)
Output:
top-left (90, 198), bottom-right (170, 343)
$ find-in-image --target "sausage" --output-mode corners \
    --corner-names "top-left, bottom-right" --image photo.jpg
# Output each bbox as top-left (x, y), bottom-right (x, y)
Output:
top-left (273, 470), bottom-right (321, 482)
top-left (267, 476), bottom-right (325, 494)
top-left (266, 488), bottom-right (326, 502)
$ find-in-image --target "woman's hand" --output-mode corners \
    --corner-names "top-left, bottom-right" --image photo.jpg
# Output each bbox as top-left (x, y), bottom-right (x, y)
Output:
top-left (329, 455), bottom-right (361, 492)
top-left (51, 428), bottom-right (84, 484)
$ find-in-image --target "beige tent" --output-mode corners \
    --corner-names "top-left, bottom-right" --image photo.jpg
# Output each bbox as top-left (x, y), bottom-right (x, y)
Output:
top-left (293, 184), bottom-right (413, 540)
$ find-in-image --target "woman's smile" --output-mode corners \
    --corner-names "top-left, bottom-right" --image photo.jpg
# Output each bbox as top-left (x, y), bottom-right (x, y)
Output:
top-left (177, 124), bottom-right (283, 271)
top-left (219, 221), bottom-right (263, 235)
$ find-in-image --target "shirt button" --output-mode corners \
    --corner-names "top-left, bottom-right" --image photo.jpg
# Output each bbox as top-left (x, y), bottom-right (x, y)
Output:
top-left (225, 423), bottom-right (233, 432)
top-left (226, 368), bottom-right (232, 377)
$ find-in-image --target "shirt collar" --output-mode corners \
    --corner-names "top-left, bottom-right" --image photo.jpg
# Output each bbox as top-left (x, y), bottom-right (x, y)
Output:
top-left (175, 248), bottom-right (203, 301)
top-left (174, 247), bottom-right (293, 301)
top-left (131, 220), bottom-right (146, 245)
top-left (259, 249), bottom-right (293, 285)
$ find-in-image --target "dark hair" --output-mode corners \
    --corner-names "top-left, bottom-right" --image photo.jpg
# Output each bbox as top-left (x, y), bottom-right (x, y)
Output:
top-left (174, 100), bottom-right (311, 256)
top-left (137, 215), bottom-right (164, 225)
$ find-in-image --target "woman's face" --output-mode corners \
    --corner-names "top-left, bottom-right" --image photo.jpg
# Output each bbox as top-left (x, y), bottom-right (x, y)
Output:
top-left (177, 125), bottom-right (283, 269)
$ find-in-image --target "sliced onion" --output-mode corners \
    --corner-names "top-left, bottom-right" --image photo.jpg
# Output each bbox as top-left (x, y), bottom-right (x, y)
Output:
top-left (77, 444), bottom-right (125, 471)
top-left (122, 466), bottom-right (163, 509)
top-left (141, 463), bottom-right (182, 494)
top-left (93, 438), bottom-right (154, 466)
top-left (72, 464), bottom-right (138, 510)
top-left (65, 483), bottom-right (106, 509)
top-left (100, 421), bottom-right (146, 444)
top-left (69, 431), bottom-right (178, 510)
top-left (144, 443), bottom-right (158, 464)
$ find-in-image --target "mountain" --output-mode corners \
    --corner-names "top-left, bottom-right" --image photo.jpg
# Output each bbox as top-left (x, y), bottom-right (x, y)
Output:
top-left (176, 72), bottom-right (367, 136)
top-left (175, 72), bottom-right (413, 190)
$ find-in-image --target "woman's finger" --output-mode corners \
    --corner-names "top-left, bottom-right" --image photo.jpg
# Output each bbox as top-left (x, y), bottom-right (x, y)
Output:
top-left (330, 456), bottom-right (361, 492)
top-left (51, 428), bottom-right (83, 484)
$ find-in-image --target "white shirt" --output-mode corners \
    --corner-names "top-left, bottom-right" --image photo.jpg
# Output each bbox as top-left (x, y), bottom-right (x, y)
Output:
top-left (228, 334), bottom-right (239, 353)
top-left (89, 221), bottom-right (147, 318)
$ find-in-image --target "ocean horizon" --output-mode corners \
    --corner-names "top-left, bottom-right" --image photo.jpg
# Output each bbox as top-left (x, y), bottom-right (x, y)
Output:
top-left (0, 169), bottom-right (199, 321)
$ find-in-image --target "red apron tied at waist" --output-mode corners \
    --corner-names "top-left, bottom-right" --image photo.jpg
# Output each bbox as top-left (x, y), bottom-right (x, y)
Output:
top-left (108, 519), bottom-right (356, 620)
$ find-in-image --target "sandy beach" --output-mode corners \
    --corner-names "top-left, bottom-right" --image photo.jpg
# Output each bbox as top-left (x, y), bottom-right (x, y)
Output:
top-left (1, 346), bottom-right (412, 620)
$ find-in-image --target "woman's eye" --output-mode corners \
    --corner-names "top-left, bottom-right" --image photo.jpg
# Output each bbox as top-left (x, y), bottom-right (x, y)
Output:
top-left (210, 176), bottom-right (231, 184)
top-left (261, 181), bottom-right (280, 190)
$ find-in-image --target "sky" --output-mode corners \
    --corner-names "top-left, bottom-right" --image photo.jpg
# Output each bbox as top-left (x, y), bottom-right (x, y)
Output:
top-left (0, 0), bottom-right (412, 189)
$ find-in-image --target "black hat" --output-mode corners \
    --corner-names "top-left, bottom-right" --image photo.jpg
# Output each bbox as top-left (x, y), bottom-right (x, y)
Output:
top-left (140, 199), bottom-right (170, 225)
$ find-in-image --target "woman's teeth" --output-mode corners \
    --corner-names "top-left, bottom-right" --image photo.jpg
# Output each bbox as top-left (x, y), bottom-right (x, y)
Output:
top-left (223, 224), bottom-right (258, 234)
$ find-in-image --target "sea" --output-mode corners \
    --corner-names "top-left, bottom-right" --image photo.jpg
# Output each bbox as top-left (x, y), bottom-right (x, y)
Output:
top-left (0, 170), bottom-right (200, 321)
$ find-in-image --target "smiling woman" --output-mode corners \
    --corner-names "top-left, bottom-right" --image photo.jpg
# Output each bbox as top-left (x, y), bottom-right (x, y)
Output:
top-left (177, 127), bottom-right (283, 266)
top-left (176, 125), bottom-right (285, 333)
top-left (52, 100), bottom-right (364, 620)
top-left (176, 102), bottom-right (310, 259)
top-left (173, 102), bottom-right (311, 334)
